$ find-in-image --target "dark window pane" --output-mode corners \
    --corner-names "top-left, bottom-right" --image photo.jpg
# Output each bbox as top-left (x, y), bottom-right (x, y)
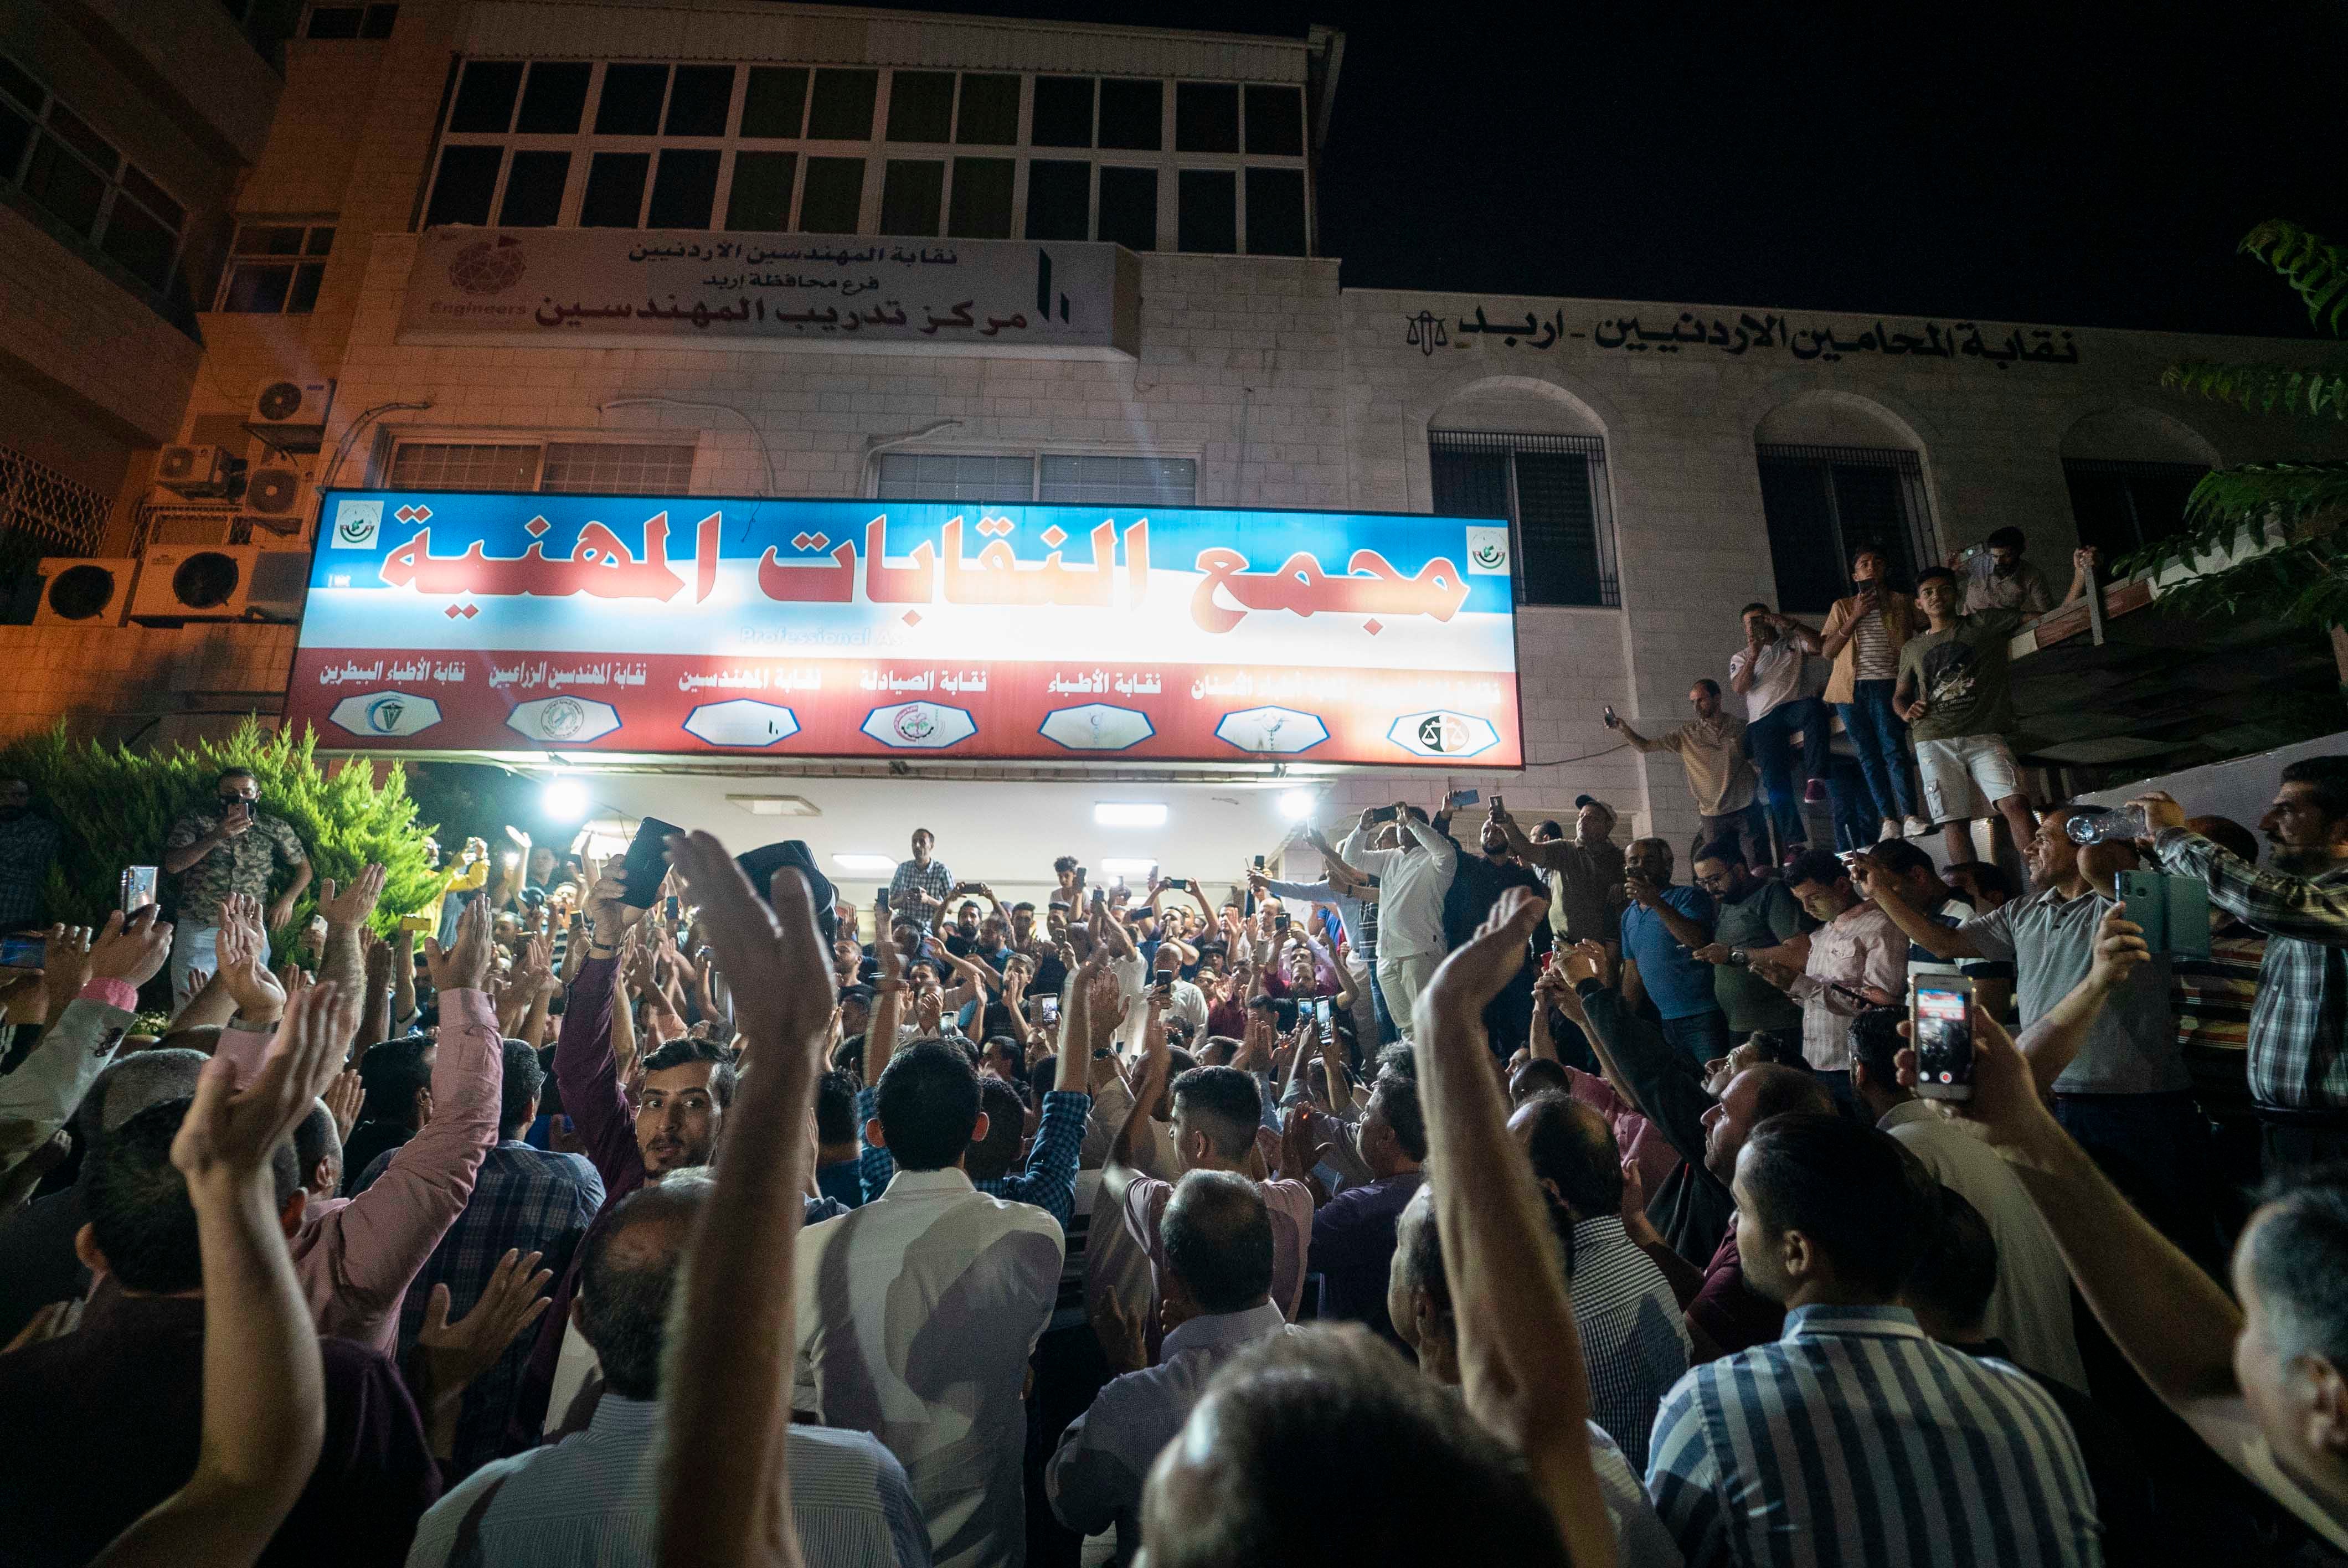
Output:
top-left (24, 134), bottom-right (106, 234)
top-left (955, 74), bottom-right (1018, 145)
top-left (101, 199), bottom-right (175, 289)
top-left (948, 156), bottom-right (1012, 238)
top-left (423, 143), bottom-right (501, 226)
top-left (239, 223), bottom-right (305, 255)
top-left (450, 59), bottom-right (522, 133)
top-left (0, 57), bottom-right (40, 113)
top-left (1514, 452), bottom-right (1606, 606)
top-left (361, 5), bottom-right (399, 39)
top-left (306, 7), bottom-right (362, 39)
top-left (1755, 460), bottom-right (1842, 615)
top-left (1098, 164), bottom-right (1156, 251)
top-left (1098, 79), bottom-right (1161, 150)
top-left (1175, 82), bottom-right (1238, 153)
top-left (1829, 466), bottom-right (1917, 587)
top-left (725, 150), bottom-right (795, 230)
top-left (647, 147), bottom-right (719, 227)
top-left (1245, 166), bottom-right (1305, 255)
top-left (119, 164), bottom-right (180, 228)
top-left (1029, 75), bottom-right (1093, 147)
top-left (798, 156), bottom-right (863, 231)
top-left (516, 61), bottom-right (590, 133)
top-left (303, 225), bottom-right (335, 255)
top-left (739, 66), bottom-right (806, 137)
top-left (43, 104), bottom-right (115, 170)
top-left (878, 158), bottom-right (942, 236)
top-left (665, 64), bottom-right (733, 136)
top-left (1430, 448), bottom-right (1510, 525)
top-left (1024, 158), bottom-right (1088, 241)
top-left (579, 150), bottom-right (650, 226)
top-left (288, 260), bottom-right (326, 311)
top-left (499, 148), bottom-right (569, 225)
top-left (886, 71), bottom-right (953, 142)
top-left (2127, 471), bottom-right (2204, 549)
top-left (0, 105), bottom-right (31, 178)
top-left (223, 262), bottom-right (293, 312)
top-left (594, 63), bottom-right (667, 135)
top-left (1177, 168), bottom-right (1235, 253)
top-left (1244, 84), bottom-right (1304, 155)
top-left (806, 68), bottom-right (876, 140)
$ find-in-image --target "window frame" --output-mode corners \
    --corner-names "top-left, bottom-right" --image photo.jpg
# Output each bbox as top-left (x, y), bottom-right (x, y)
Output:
top-left (873, 449), bottom-right (1199, 508)
top-left (418, 57), bottom-right (1312, 255)
top-left (213, 216), bottom-right (338, 314)
top-left (1752, 442), bottom-right (1937, 615)
top-left (0, 53), bottom-right (189, 298)
top-left (381, 436), bottom-right (701, 496)
top-left (1428, 430), bottom-right (1620, 609)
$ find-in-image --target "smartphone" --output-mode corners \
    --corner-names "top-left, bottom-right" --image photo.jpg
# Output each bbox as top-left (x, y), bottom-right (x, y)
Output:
top-left (1603, 704), bottom-right (1619, 728)
top-left (1447, 788), bottom-right (1480, 809)
top-left (1367, 806), bottom-right (1398, 824)
top-left (2115, 869), bottom-right (2212, 961)
top-left (1253, 854), bottom-right (1266, 869)
top-left (663, 894), bottom-right (682, 924)
top-left (1090, 886), bottom-right (1106, 908)
top-left (398, 914), bottom-right (432, 933)
top-left (120, 865), bottom-right (157, 916)
top-left (1490, 794), bottom-right (1503, 815)
top-left (1165, 877), bottom-right (1190, 891)
top-left (1274, 912), bottom-right (1291, 932)
top-left (873, 886), bottom-right (890, 919)
top-left (0, 933), bottom-right (44, 969)
top-left (1037, 993), bottom-right (1060, 1024)
top-left (1911, 973), bottom-right (1976, 1101)
top-left (619, 816), bottom-right (684, 909)
top-left (1314, 997), bottom-right (1333, 1034)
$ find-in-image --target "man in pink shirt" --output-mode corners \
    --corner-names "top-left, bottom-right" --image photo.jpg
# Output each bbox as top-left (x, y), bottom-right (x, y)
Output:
top-left (1747, 849), bottom-right (1906, 1113)
top-left (213, 883), bottom-right (500, 1356)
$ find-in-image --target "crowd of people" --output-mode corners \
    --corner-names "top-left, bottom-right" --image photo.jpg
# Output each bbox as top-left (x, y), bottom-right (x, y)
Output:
top-left (1, 609), bottom-right (2347, 1565)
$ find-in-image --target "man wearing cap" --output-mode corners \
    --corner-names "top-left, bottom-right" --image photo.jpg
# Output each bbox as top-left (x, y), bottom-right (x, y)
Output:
top-left (1489, 796), bottom-right (1626, 962)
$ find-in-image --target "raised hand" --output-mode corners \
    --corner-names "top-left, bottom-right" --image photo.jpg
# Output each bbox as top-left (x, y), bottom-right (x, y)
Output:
top-left (172, 980), bottom-right (352, 1188)
top-left (416, 1249), bottom-right (554, 1399)
top-left (424, 890), bottom-right (494, 993)
top-left (317, 863), bottom-right (387, 929)
top-left (323, 1068), bottom-right (365, 1142)
top-left (39, 923), bottom-right (94, 1020)
top-left (218, 909), bottom-right (287, 1024)
top-left (1422, 886), bottom-right (1549, 1029)
top-left (584, 870), bottom-right (646, 951)
top-left (2087, 905), bottom-right (2151, 995)
top-left (665, 829), bottom-right (836, 1071)
top-left (1895, 1003), bottom-right (2063, 1164)
top-left (89, 907), bottom-right (174, 991)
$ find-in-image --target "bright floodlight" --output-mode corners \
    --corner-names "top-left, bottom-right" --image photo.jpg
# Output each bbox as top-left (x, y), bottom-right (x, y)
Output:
top-left (1279, 790), bottom-right (1315, 820)
top-left (1095, 801), bottom-right (1168, 828)
top-left (542, 778), bottom-right (589, 821)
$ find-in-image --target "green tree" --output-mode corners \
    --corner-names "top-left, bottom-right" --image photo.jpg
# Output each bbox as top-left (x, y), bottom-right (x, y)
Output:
top-left (2133, 222), bottom-right (2348, 631)
top-left (0, 718), bottom-right (439, 940)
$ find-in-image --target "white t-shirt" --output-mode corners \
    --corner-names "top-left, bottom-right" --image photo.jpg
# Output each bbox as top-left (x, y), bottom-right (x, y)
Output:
top-left (1728, 638), bottom-right (1809, 722)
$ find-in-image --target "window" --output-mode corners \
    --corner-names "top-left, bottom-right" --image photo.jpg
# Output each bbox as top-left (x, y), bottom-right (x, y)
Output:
top-left (387, 440), bottom-right (697, 494)
top-left (1430, 431), bottom-right (1619, 608)
top-left (2063, 459), bottom-right (2208, 571)
top-left (1753, 444), bottom-right (1935, 615)
top-left (876, 452), bottom-right (1197, 507)
top-left (303, 4), bottom-right (399, 39)
top-left (416, 58), bottom-right (1309, 252)
top-left (0, 55), bottom-right (187, 295)
top-left (216, 219), bottom-right (335, 313)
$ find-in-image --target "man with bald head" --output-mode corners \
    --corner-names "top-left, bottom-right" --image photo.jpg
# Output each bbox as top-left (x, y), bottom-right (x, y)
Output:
top-left (1050, 1169), bottom-right (1300, 1564)
top-left (1510, 1092), bottom-right (1689, 1468)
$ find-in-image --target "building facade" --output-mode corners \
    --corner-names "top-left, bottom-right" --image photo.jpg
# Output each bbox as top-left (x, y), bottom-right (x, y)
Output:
top-left (3, 0), bottom-right (2343, 864)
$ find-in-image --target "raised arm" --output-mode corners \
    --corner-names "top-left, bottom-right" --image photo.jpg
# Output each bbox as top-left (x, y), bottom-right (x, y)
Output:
top-left (1403, 809), bottom-right (1460, 875)
top-left (2146, 803), bottom-right (2348, 946)
top-left (2009, 906), bottom-right (2151, 1094)
top-left (1416, 888), bottom-right (1615, 1568)
top-left (1487, 803), bottom-right (1567, 873)
top-left (1847, 851), bottom-right (1984, 960)
top-left (0, 915), bottom-right (165, 1180)
top-left (559, 882), bottom-right (645, 1191)
top-left (85, 982), bottom-right (349, 1568)
top-left (661, 832), bottom-right (835, 1568)
top-left (315, 865), bottom-right (384, 1059)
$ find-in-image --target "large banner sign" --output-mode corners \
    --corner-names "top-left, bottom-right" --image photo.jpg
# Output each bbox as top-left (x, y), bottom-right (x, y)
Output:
top-left (289, 492), bottom-right (1522, 768)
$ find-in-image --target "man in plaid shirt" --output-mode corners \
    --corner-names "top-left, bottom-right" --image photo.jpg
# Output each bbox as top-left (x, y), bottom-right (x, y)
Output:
top-left (396, 1038), bottom-right (603, 1472)
top-left (889, 827), bottom-right (956, 933)
top-left (2139, 758), bottom-right (2348, 1173)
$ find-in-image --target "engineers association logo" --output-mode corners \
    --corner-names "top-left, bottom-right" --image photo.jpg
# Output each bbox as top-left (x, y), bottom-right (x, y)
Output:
top-left (447, 235), bottom-right (528, 295)
top-left (330, 499), bottom-right (382, 550)
top-left (1464, 525), bottom-right (1510, 575)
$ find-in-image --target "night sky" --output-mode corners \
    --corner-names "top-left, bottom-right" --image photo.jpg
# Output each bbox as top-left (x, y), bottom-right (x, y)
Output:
top-left (873, 0), bottom-right (2348, 340)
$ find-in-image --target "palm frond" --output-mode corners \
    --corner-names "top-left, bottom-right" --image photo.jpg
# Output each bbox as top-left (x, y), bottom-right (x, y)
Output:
top-left (2163, 359), bottom-right (2348, 419)
top-left (2242, 221), bottom-right (2348, 337)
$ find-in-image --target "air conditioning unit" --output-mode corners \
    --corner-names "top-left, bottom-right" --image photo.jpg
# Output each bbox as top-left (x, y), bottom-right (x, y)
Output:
top-left (241, 466), bottom-right (316, 541)
top-left (130, 545), bottom-right (308, 625)
top-left (32, 558), bottom-right (140, 627)
top-left (143, 508), bottom-right (236, 548)
top-left (245, 378), bottom-right (334, 453)
top-left (155, 444), bottom-right (241, 499)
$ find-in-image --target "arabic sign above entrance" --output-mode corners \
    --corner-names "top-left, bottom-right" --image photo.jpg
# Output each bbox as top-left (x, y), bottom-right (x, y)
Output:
top-left (290, 489), bottom-right (1521, 767)
top-left (400, 228), bottom-right (1141, 357)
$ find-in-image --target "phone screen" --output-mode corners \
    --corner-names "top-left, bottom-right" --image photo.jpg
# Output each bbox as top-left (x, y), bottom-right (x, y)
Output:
top-left (0, 933), bottom-right (45, 969)
top-left (1448, 788), bottom-right (1480, 808)
top-left (120, 865), bottom-right (157, 916)
top-left (1913, 979), bottom-right (1974, 1100)
top-left (1037, 993), bottom-right (1060, 1023)
top-left (1314, 997), bottom-right (1332, 1031)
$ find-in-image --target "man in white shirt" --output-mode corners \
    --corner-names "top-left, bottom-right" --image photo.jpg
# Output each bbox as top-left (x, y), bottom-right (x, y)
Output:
top-left (1746, 850), bottom-right (1905, 1110)
top-left (795, 1039), bottom-right (1064, 1568)
top-left (1729, 601), bottom-right (1830, 860)
top-left (1846, 1008), bottom-right (2086, 1390)
top-left (409, 1178), bottom-right (930, 1568)
top-left (1338, 804), bottom-right (1460, 1036)
top-left (1049, 1170), bottom-right (1299, 1564)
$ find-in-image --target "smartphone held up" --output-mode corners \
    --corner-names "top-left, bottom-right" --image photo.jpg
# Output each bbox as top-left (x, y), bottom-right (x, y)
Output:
top-left (1911, 973), bottom-right (1975, 1101)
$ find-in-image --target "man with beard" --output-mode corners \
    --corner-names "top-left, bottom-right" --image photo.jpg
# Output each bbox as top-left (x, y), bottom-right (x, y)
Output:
top-left (1857, 805), bottom-right (2212, 1266)
top-left (2134, 760), bottom-right (2348, 1174)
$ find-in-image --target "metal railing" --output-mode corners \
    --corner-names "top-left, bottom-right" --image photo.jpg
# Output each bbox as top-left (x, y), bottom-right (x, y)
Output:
top-left (0, 445), bottom-right (111, 587)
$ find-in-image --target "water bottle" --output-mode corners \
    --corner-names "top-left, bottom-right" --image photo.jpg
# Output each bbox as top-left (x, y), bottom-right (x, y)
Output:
top-left (2065, 805), bottom-right (2148, 845)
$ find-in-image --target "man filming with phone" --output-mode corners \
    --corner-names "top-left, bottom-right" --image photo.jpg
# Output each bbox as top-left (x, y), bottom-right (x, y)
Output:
top-left (161, 766), bottom-right (312, 1007)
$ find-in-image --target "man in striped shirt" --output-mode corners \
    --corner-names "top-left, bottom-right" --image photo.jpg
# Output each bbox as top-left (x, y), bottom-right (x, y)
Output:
top-left (1646, 1113), bottom-right (2102, 1567)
